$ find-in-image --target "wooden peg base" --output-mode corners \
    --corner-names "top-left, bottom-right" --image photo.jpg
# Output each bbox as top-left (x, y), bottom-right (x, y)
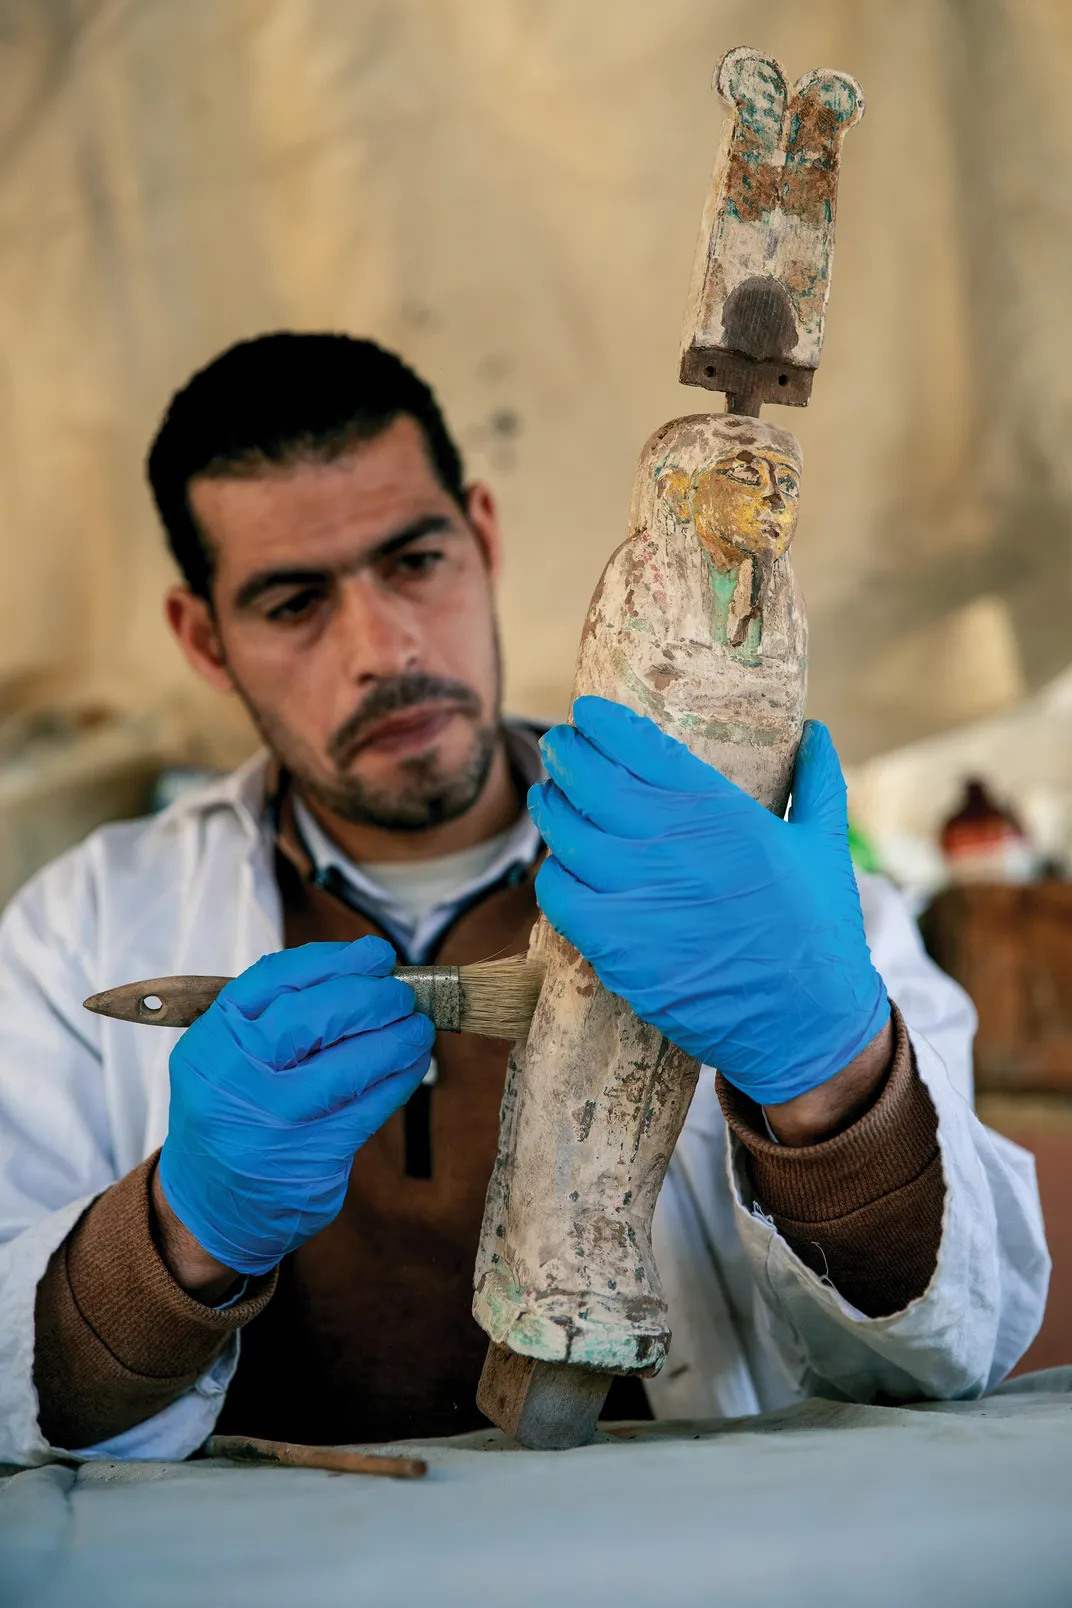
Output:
top-left (477, 1341), bottom-right (612, 1450)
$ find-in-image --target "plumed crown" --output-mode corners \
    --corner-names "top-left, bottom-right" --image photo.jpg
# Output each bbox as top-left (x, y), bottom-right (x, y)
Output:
top-left (681, 47), bottom-right (864, 406)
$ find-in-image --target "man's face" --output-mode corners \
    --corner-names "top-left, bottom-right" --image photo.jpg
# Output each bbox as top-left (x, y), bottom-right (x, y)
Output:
top-left (177, 417), bottom-right (503, 832)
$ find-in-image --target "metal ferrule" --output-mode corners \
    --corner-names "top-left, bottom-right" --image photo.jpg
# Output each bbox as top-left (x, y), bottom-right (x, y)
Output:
top-left (399, 965), bottom-right (463, 1033)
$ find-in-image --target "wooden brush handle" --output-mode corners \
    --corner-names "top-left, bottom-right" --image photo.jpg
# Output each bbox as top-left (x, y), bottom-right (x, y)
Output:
top-left (204, 1434), bottom-right (426, 1479)
top-left (84, 974), bottom-right (230, 1027)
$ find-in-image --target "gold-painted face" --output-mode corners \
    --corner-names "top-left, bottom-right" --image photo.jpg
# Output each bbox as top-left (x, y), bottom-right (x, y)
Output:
top-left (660, 448), bottom-right (800, 567)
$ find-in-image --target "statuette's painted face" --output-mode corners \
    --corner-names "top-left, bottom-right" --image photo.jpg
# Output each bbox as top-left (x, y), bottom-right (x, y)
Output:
top-left (660, 446), bottom-right (800, 569)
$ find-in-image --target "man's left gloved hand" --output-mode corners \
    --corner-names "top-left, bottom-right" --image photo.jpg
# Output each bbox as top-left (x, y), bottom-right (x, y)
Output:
top-left (530, 696), bottom-right (889, 1107)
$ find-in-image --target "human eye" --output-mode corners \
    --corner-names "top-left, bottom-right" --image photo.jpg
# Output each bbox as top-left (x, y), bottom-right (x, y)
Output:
top-left (397, 548), bottom-right (445, 575)
top-left (385, 543), bottom-right (448, 584)
top-left (265, 585), bottom-right (325, 622)
top-left (776, 469), bottom-right (799, 498)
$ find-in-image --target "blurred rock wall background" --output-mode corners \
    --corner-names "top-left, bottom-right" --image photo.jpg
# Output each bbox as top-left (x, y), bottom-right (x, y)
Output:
top-left (0, 0), bottom-right (1070, 771)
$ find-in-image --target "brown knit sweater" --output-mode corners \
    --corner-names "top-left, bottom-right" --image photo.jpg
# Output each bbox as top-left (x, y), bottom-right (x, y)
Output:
top-left (717, 1008), bottom-right (944, 1317)
top-left (33, 824), bottom-right (943, 1451)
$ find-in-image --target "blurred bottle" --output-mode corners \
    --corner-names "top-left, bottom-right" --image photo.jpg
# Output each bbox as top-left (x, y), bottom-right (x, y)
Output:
top-left (939, 778), bottom-right (1036, 884)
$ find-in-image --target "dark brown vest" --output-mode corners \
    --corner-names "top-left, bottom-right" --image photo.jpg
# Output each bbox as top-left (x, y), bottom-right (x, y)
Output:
top-left (216, 800), bottom-right (649, 1444)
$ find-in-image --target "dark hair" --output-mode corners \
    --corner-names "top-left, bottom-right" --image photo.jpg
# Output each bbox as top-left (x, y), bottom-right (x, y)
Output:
top-left (146, 332), bottom-right (466, 599)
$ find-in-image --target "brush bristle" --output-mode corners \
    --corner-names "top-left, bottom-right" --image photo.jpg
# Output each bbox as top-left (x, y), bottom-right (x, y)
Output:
top-left (457, 955), bottom-right (546, 1040)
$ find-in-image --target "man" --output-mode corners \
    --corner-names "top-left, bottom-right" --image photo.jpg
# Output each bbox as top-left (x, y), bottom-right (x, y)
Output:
top-left (0, 334), bottom-right (1049, 1465)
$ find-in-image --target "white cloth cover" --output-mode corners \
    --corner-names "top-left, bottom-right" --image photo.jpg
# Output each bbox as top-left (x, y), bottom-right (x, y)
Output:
top-left (3, 1381), bottom-right (1071, 1608)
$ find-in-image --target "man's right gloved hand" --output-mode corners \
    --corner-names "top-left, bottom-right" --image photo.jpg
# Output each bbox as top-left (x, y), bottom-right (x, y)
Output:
top-left (156, 936), bottom-right (435, 1276)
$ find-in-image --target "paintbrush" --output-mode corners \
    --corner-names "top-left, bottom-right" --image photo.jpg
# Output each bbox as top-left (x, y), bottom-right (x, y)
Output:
top-left (83, 953), bottom-right (545, 1040)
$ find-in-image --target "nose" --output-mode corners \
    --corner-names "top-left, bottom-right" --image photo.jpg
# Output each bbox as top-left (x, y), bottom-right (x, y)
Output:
top-left (759, 461), bottom-right (784, 511)
top-left (334, 575), bottom-right (421, 685)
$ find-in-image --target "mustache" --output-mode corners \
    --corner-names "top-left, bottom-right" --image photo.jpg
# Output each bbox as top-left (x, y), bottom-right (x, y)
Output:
top-left (327, 673), bottom-right (483, 767)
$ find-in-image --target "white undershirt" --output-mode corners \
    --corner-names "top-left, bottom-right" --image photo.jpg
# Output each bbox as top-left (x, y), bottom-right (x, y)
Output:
top-left (356, 833), bottom-right (515, 927)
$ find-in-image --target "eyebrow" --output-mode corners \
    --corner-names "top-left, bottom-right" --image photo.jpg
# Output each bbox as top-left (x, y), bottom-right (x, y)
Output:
top-left (231, 514), bottom-right (456, 611)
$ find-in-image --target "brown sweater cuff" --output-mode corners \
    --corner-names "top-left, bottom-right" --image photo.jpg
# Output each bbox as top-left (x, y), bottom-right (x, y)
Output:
top-left (717, 1003), bottom-right (945, 1318)
top-left (34, 1153), bottom-right (276, 1450)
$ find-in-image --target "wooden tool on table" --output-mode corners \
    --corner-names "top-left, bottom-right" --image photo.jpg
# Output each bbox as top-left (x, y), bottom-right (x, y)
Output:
top-left (204, 1433), bottom-right (427, 1480)
top-left (472, 45), bottom-right (863, 1450)
top-left (83, 954), bottom-right (545, 1040)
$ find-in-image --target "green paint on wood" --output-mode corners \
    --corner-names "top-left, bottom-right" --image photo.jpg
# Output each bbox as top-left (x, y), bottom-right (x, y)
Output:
top-left (705, 553), bottom-right (763, 662)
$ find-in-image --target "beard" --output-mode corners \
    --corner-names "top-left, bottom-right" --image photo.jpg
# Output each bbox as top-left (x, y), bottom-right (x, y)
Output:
top-left (237, 669), bottom-right (501, 832)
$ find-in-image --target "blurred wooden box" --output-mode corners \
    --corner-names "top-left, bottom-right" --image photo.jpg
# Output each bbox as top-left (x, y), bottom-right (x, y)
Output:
top-left (922, 883), bottom-right (1072, 1371)
top-left (921, 883), bottom-right (1072, 1094)
top-left (975, 1094), bottom-right (1072, 1374)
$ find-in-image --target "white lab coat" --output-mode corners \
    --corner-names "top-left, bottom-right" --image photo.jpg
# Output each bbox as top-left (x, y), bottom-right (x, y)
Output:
top-left (0, 756), bottom-right (1050, 1465)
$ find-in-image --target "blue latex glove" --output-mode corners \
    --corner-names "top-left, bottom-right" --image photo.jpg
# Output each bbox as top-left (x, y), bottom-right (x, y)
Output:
top-left (530, 697), bottom-right (889, 1106)
top-left (157, 936), bottom-right (435, 1275)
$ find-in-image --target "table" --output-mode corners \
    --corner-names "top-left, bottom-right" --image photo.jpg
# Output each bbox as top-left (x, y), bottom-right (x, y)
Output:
top-left (3, 1371), bottom-right (1071, 1608)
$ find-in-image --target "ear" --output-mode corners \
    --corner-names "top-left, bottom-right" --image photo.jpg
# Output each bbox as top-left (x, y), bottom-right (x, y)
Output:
top-left (464, 482), bottom-right (503, 581)
top-left (165, 586), bottom-right (235, 694)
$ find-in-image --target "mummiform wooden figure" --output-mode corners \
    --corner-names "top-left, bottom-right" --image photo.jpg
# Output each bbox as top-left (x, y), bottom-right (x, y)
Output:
top-left (473, 46), bottom-right (864, 1449)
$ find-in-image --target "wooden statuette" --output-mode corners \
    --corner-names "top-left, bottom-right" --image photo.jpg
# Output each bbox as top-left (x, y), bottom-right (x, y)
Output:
top-left (473, 45), bottom-right (862, 1449)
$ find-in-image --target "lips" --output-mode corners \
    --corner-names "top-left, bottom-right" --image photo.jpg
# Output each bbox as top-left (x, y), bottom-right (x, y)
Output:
top-left (349, 703), bottom-right (465, 759)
